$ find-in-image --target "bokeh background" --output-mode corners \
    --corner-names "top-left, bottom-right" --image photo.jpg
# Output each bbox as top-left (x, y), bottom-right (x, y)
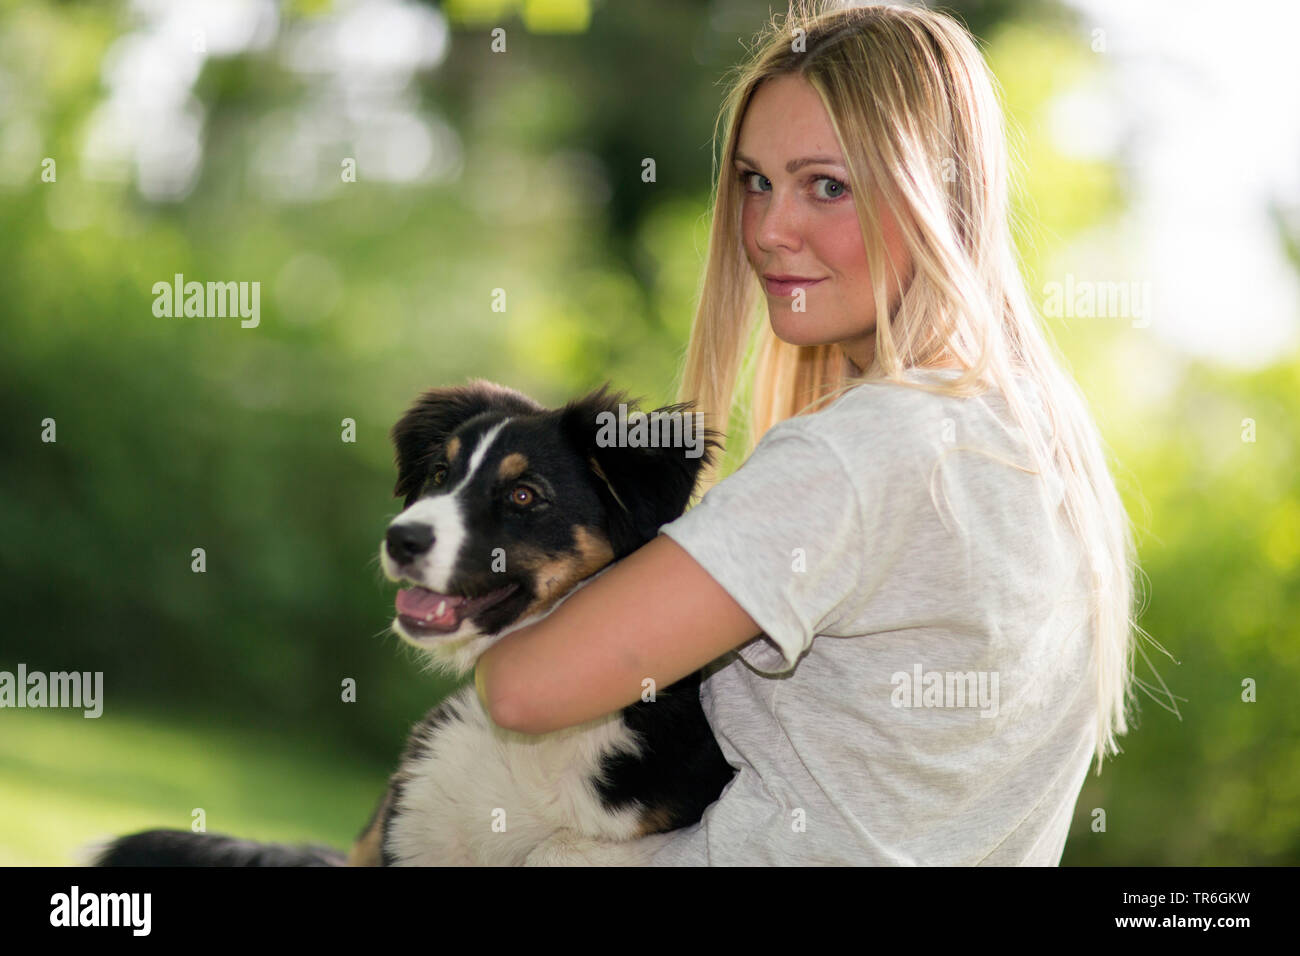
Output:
top-left (2, 0), bottom-right (1297, 866)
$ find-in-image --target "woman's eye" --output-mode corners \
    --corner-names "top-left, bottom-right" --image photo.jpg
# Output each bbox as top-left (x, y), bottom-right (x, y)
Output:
top-left (510, 485), bottom-right (535, 507)
top-left (813, 176), bottom-right (848, 201)
top-left (738, 169), bottom-right (848, 203)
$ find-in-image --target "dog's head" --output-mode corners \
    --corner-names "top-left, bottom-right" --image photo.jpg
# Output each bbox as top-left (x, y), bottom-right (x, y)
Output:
top-left (380, 378), bottom-right (722, 676)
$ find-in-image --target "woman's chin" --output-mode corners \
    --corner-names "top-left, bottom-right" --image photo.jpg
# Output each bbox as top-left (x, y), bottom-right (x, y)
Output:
top-left (768, 315), bottom-right (840, 348)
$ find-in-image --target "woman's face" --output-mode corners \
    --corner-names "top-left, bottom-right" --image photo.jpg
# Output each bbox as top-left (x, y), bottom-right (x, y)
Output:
top-left (735, 74), bottom-right (912, 372)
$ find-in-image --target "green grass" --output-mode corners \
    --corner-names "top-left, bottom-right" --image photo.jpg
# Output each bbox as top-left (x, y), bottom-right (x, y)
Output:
top-left (0, 707), bottom-right (391, 866)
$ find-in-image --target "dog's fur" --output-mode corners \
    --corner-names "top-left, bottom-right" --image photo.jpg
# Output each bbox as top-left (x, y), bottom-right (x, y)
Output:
top-left (93, 380), bottom-right (734, 866)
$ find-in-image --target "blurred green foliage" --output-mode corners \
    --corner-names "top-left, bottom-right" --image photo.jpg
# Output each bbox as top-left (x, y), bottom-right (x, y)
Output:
top-left (0, 0), bottom-right (1295, 866)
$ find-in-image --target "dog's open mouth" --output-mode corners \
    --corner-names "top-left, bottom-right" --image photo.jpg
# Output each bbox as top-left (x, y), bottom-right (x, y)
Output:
top-left (395, 583), bottom-right (519, 635)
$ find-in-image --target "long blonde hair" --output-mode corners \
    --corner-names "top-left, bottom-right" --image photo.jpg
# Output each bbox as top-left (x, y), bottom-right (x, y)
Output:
top-left (675, 0), bottom-right (1153, 773)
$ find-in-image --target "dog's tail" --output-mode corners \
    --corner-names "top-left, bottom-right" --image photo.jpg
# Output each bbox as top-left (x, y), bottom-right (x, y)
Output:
top-left (88, 829), bottom-right (347, 867)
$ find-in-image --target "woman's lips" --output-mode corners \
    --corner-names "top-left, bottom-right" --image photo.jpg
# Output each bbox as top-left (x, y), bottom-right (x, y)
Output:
top-left (764, 276), bottom-right (825, 297)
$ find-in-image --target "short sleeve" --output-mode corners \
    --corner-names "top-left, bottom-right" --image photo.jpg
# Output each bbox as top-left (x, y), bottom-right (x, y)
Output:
top-left (658, 425), bottom-right (867, 674)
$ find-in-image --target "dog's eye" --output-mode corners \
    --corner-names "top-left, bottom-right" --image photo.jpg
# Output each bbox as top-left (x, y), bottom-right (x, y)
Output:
top-left (430, 464), bottom-right (448, 487)
top-left (509, 485), bottom-right (536, 507)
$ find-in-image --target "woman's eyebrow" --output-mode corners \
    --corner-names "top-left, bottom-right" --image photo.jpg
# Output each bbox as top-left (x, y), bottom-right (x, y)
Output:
top-left (733, 151), bottom-right (845, 173)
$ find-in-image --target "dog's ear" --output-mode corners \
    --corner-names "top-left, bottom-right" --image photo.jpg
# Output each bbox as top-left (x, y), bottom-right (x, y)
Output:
top-left (391, 379), bottom-right (542, 508)
top-left (560, 382), bottom-right (725, 559)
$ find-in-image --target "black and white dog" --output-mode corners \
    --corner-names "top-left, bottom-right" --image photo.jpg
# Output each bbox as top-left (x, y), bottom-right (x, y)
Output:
top-left (94, 379), bottom-right (734, 866)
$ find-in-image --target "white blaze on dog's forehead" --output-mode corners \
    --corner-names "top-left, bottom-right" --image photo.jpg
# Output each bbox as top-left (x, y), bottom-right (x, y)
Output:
top-left (455, 418), bottom-right (511, 494)
top-left (391, 418), bottom-right (511, 593)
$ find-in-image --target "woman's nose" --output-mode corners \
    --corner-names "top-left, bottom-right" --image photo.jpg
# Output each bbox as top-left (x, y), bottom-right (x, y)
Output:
top-left (754, 189), bottom-right (804, 253)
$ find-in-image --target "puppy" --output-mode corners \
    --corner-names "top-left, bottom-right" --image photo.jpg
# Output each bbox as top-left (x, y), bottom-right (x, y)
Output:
top-left (94, 380), bottom-right (734, 866)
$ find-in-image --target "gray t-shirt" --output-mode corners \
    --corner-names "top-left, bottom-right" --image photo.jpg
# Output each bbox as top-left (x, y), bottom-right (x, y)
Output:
top-left (648, 367), bottom-right (1098, 866)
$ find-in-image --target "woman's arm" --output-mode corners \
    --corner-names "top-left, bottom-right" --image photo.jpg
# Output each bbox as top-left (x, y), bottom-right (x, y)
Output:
top-left (476, 533), bottom-right (761, 735)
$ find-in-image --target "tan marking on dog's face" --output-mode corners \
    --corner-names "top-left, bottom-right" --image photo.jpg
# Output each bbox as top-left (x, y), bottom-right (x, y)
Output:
top-left (514, 525), bottom-right (616, 618)
top-left (498, 452), bottom-right (529, 482)
top-left (445, 436), bottom-right (461, 462)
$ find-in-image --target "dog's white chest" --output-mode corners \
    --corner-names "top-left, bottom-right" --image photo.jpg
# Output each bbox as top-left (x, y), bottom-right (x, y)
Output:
top-left (383, 687), bottom-right (649, 866)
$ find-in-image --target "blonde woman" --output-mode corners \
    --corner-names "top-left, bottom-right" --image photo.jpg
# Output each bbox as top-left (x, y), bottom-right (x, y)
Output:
top-left (475, 0), bottom-right (1142, 865)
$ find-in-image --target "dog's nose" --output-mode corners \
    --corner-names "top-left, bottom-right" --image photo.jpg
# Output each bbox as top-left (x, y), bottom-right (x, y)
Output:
top-left (386, 523), bottom-right (435, 564)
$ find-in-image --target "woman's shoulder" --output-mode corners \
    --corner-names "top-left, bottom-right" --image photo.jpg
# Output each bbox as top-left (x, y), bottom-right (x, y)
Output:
top-left (773, 367), bottom-right (1047, 474)
top-left (823, 366), bottom-right (1038, 413)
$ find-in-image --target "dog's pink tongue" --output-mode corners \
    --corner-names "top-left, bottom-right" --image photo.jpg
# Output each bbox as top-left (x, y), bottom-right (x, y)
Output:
top-left (396, 587), bottom-right (465, 628)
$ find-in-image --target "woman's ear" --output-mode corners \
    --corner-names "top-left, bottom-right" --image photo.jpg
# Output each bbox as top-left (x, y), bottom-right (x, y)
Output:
top-left (390, 379), bottom-right (542, 508)
top-left (560, 382), bottom-right (725, 558)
